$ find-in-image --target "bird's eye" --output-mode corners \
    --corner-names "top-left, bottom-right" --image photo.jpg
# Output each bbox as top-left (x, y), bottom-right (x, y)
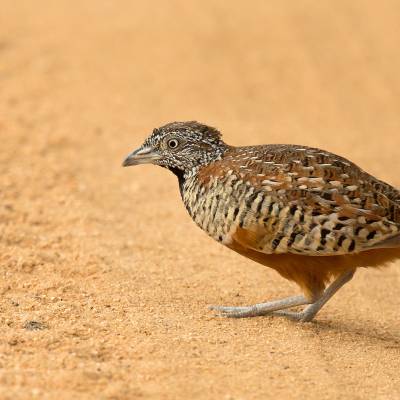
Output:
top-left (167, 138), bottom-right (180, 149)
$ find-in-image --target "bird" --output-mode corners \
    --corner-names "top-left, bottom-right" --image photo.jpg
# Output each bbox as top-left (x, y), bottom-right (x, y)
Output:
top-left (122, 121), bottom-right (400, 322)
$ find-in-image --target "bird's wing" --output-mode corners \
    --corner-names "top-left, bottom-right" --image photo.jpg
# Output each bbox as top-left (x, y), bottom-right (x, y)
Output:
top-left (214, 144), bottom-right (400, 255)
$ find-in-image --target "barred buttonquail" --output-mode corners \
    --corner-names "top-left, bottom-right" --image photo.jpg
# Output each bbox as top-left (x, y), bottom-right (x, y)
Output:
top-left (123, 121), bottom-right (400, 322)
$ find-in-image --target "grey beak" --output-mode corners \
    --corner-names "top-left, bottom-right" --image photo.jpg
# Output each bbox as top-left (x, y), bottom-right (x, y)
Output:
top-left (122, 146), bottom-right (161, 167)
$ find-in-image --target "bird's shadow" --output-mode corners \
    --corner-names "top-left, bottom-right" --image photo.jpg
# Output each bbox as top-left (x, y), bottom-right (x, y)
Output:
top-left (303, 318), bottom-right (400, 348)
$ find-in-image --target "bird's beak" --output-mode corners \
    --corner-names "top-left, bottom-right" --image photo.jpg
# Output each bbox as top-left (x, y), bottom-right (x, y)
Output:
top-left (122, 146), bottom-right (161, 167)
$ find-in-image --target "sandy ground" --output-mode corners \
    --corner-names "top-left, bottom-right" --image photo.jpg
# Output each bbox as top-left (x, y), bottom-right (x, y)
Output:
top-left (1, 1), bottom-right (400, 399)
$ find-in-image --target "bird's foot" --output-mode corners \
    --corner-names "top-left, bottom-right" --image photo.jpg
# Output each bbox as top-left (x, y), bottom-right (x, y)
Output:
top-left (209, 295), bottom-right (309, 318)
top-left (270, 269), bottom-right (356, 322)
top-left (271, 309), bottom-right (315, 322)
top-left (210, 270), bottom-right (355, 321)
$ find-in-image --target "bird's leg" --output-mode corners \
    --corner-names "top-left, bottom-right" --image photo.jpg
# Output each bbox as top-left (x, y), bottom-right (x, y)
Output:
top-left (209, 295), bottom-right (311, 318)
top-left (272, 269), bottom-right (356, 322)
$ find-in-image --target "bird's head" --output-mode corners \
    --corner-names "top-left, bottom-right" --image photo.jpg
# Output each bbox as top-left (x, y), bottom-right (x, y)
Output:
top-left (122, 121), bottom-right (227, 174)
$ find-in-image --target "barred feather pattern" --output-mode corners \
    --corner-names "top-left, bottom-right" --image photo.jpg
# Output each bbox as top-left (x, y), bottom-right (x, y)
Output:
top-left (181, 145), bottom-right (400, 257)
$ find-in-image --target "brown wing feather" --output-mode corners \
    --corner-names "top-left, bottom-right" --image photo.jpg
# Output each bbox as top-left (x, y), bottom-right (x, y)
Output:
top-left (198, 144), bottom-right (400, 256)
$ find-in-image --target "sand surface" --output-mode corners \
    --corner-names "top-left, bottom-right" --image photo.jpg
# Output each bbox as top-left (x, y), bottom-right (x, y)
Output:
top-left (1, 1), bottom-right (400, 399)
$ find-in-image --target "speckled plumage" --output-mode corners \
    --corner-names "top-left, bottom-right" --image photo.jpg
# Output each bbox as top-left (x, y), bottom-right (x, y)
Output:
top-left (183, 144), bottom-right (400, 255)
top-left (123, 121), bottom-right (400, 321)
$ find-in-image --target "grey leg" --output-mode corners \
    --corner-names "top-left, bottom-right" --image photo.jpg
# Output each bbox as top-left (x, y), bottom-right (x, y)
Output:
top-left (209, 295), bottom-right (311, 318)
top-left (273, 269), bottom-right (356, 322)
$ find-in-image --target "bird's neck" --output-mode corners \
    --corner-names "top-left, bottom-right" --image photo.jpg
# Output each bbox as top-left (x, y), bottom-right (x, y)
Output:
top-left (168, 143), bottom-right (230, 197)
top-left (168, 165), bottom-right (203, 200)
top-left (168, 167), bottom-right (186, 197)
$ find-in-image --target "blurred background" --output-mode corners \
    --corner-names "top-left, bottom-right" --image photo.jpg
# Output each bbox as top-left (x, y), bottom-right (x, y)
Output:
top-left (1, 1), bottom-right (399, 399)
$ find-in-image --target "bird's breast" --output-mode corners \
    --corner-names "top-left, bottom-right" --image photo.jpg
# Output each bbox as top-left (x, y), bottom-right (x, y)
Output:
top-left (180, 173), bottom-right (270, 247)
